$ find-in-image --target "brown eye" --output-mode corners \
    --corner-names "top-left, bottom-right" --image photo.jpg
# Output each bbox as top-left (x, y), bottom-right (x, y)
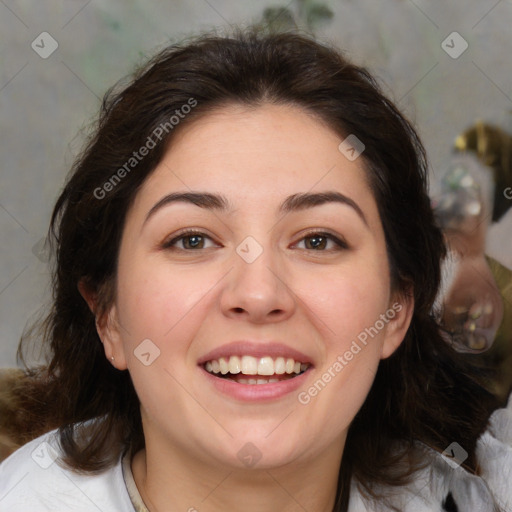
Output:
top-left (295, 232), bottom-right (348, 251)
top-left (162, 231), bottom-right (217, 250)
top-left (305, 235), bottom-right (328, 250)
top-left (181, 234), bottom-right (205, 249)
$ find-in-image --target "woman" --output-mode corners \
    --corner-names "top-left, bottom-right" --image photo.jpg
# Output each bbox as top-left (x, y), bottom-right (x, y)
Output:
top-left (0, 28), bottom-right (509, 511)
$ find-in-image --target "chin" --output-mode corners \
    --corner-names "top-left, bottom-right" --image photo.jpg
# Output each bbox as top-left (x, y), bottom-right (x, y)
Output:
top-left (210, 430), bottom-right (306, 471)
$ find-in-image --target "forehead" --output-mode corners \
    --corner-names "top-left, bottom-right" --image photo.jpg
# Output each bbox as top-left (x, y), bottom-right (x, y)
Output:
top-left (131, 103), bottom-right (380, 223)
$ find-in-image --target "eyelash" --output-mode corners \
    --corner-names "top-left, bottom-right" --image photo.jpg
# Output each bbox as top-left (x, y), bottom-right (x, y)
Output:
top-left (161, 229), bottom-right (217, 251)
top-left (295, 231), bottom-right (349, 251)
top-left (161, 229), bottom-right (349, 252)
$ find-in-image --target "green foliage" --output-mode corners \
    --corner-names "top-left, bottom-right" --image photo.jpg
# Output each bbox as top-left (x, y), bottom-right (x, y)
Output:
top-left (261, 0), bottom-right (334, 33)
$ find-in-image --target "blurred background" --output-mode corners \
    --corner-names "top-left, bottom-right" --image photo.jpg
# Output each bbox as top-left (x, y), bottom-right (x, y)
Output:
top-left (1, 1), bottom-right (511, 387)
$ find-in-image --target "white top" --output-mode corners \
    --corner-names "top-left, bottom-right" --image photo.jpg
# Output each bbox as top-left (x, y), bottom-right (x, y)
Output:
top-left (0, 429), bottom-right (135, 512)
top-left (1, 394), bottom-right (511, 511)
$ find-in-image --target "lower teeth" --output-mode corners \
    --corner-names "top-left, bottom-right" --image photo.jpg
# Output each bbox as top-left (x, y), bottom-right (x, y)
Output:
top-left (238, 378), bottom-right (280, 385)
top-left (213, 371), bottom-right (304, 384)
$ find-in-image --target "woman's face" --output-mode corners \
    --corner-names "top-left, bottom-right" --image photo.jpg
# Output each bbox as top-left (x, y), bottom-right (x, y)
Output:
top-left (102, 103), bottom-right (412, 471)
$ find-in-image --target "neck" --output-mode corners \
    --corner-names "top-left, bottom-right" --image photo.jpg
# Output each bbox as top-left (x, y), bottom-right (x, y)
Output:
top-left (131, 434), bottom-right (344, 512)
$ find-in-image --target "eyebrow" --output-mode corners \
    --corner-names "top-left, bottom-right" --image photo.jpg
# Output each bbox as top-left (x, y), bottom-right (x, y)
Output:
top-left (144, 191), bottom-right (367, 226)
top-left (144, 192), bottom-right (230, 226)
top-left (280, 192), bottom-right (367, 225)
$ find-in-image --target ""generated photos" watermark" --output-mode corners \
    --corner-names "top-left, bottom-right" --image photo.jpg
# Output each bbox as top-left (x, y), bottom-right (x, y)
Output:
top-left (94, 97), bottom-right (197, 200)
top-left (298, 302), bottom-right (402, 404)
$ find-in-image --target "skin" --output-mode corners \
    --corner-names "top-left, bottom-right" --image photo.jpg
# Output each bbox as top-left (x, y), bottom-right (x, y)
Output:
top-left (84, 104), bottom-right (414, 511)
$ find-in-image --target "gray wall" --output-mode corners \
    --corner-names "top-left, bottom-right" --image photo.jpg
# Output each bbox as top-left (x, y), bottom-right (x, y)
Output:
top-left (1, 0), bottom-right (512, 366)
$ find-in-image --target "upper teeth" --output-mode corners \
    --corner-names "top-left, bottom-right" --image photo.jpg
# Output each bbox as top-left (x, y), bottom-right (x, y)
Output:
top-left (205, 356), bottom-right (309, 376)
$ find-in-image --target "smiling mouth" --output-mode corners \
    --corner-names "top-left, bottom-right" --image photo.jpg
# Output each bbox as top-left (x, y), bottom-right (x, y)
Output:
top-left (203, 355), bottom-right (311, 385)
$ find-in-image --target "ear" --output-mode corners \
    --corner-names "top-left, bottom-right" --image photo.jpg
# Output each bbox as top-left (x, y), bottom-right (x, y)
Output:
top-left (78, 279), bottom-right (128, 370)
top-left (78, 278), bottom-right (97, 314)
top-left (380, 288), bottom-right (414, 359)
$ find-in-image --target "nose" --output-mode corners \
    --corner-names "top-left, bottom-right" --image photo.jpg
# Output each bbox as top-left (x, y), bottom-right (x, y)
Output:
top-left (219, 242), bottom-right (296, 324)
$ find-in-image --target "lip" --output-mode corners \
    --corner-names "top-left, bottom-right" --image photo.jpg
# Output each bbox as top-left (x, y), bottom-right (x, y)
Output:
top-left (200, 364), bottom-right (313, 401)
top-left (197, 341), bottom-right (314, 366)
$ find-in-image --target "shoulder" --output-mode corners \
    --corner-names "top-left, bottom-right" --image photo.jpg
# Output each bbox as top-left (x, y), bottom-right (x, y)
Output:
top-left (349, 436), bottom-right (502, 511)
top-left (349, 393), bottom-right (512, 511)
top-left (477, 392), bottom-right (512, 511)
top-left (0, 428), bottom-right (135, 512)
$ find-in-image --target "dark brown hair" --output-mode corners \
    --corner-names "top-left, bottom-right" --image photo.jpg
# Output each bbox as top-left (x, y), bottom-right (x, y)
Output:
top-left (14, 27), bottom-right (499, 510)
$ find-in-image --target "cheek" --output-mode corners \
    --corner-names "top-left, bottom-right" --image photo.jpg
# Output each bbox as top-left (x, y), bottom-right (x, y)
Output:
top-left (302, 352), bottom-right (379, 442)
top-left (296, 274), bottom-right (388, 438)
top-left (292, 257), bottom-right (391, 436)
top-left (114, 262), bottom-right (216, 415)
top-left (114, 254), bottom-right (241, 426)
top-left (115, 259), bottom-right (214, 356)
top-left (293, 262), bottom-right (391, 352)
